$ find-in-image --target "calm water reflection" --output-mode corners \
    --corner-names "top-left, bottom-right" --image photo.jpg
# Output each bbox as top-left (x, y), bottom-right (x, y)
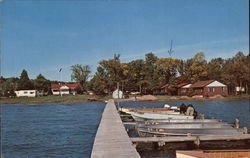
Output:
top-left (1, 100), bottom-right (249, 158)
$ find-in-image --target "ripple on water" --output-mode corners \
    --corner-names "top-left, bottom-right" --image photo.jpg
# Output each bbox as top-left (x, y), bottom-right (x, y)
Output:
top-left (1, 100), bottom-right (249, 158)
top-left (1, 102), bottom-right (105, 158)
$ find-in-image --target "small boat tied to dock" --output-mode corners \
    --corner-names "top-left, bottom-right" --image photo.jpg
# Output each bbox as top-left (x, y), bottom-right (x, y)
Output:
top-left (119, 102), bottom-right (250, 156)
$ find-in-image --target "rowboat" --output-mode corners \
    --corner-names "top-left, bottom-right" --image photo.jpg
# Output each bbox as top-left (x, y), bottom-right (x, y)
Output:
top-left (137, 126), bottom-right (246, 137)
top-left (129, 111), bottom-right (194, 121)
top-left (141, 119), bottom-right (219, 125)
top-left (138, 122), bottom-right (233, 129)
top-left (119, 106), bottom-right (179, 114)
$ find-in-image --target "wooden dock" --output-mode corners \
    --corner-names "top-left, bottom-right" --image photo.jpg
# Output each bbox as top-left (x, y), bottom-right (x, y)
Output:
top-left (176, 149), bottom-right (250, 158)
top-left (91, 99), bottom-right (140, 158)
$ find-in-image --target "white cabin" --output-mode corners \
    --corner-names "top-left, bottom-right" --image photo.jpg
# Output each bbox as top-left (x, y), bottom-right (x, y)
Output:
top-left (15, 90), bottom-right (37, 97)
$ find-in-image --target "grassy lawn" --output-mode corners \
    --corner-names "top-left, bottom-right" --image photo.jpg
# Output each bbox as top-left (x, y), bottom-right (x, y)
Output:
top-left (0, 95), bottom-right (112, 104)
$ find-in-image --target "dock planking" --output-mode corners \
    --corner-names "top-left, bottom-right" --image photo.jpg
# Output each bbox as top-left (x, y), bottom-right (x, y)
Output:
top-left (91, 99), bottom-right (140, 158)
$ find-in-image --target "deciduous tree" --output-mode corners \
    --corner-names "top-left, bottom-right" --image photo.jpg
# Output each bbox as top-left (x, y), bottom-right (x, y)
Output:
top-left (71, 64), bottom-right (91, 93)
top-left (17, 69), bottom-right (33, 90)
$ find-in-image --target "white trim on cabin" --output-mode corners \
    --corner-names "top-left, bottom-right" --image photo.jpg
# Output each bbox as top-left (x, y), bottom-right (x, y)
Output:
top-left (52, 85), bottom-right (71, 95)
top-left (206, 81), bottom-right (226, 87)
top-left (182, 84), bottom-right (192, 88)
top-left (60, 85), bottom-right (69, 90)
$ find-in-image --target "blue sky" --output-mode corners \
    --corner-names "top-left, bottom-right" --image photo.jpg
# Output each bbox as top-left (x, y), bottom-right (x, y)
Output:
top-left (1, 0), bottom-right (249, 81)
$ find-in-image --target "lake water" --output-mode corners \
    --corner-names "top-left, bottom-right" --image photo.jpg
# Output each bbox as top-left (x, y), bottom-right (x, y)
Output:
top-left (1, 102), bottom-right (106, 158)
top-left (1, 100), bottom-right (249, 158)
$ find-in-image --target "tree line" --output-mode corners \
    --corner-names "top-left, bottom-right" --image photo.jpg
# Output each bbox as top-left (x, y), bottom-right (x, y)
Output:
top-left (0, 70), bottom-right (52, 97)
top-left (0, 51), bottom-right (249, 97)
top-left (89, 51), bottom-right (249, 95)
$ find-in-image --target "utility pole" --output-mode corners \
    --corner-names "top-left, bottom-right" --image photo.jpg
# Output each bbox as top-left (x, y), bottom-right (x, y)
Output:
top-left (59, 68), bottom-right (62, 97)
top-left (168, 40), bottom-right (174, 57)
top-left (117, 82), bottom-right (120, 108)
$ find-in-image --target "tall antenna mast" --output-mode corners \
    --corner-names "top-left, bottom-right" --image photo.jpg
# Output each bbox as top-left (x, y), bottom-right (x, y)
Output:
top-left (168, 40), bottom-right (174, 57)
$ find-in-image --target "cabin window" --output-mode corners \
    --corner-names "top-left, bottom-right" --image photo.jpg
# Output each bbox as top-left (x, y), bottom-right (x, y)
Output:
top-left (221, 87), bottom-right (224, 92)
top-left (61, 89), bottom-right (69, 92)
top-left (209, 88), bottom-right (215, 92)
top-left (30, 92), bottom-right (34, 94)
top-left (181, 89), bottom-right (186, 93)
top-left (24, 92), bottom-right (28, 94)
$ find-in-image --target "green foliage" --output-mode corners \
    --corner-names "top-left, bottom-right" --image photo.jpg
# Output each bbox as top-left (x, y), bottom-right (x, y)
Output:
top-left (221, 52), bottom-right (249, 94)
top-left (89, 54), bottom-right (124, 94)
top-left (1, 51), bottom-right (249, 97)
top-left (89, 66), bottom-right (109, 95)
top-left (33, 74), bottom-right (51, 92)
top-left (71, 64), bottom-right (91, 93)
top-left (17, 69), bottom-right (34, 90)
top-left (156, 57), bottom-right (181, 84)
top-left (89, 51), bottom-right (249, 95)
top-left (0, 77), bottom-right (19, 97)
top-left (188, 52), bottom-right (209, 83)
top-left (207, 58), bottom-right (224, 81)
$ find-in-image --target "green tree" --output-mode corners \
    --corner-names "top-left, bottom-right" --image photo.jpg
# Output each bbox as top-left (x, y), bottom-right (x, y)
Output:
top-left (0, 77), bottom-right (19, 97)
top-left (95, 54), bottom-right (124, 93)
top-left (144, 52), bottom-right (160, 93)
top-left (156, 57), bottom-right (181, 84)
top-left (17, 69), bottom-right (33, 90)
top-left (207, 58), bottom-right (224, 81)
top-left (221, 52), bottom-right (249, 94)
top-left (126, 59), bottom-right (146, 93)
top-left (89, 66), bottom-right (109, 95)
top-left (188, 52), bottom-right (208, 83)
top-left (71, 64), bottom-right (91, 93)
top-left (33, 74), bottom-right (51, 92)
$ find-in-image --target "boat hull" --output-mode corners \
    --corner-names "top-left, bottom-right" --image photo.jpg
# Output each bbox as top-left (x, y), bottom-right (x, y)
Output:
top-left (137, 127), bottom-right (245, 137)
top-left (130, 111), bottom-right (194, 121)
top-left (138, 122), bottom-right (233, 129)
top-left (119, 106), bottom-right (179, 114)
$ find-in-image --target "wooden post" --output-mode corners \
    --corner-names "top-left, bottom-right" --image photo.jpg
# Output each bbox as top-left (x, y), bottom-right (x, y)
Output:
top-left (194, 137), bottom-right (200, 149)
top-left (235, 119), bottom-right (240, 128)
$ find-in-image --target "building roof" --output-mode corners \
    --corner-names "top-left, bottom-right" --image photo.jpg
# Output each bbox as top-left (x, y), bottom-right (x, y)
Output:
top-left (161, 84), bottom-right (169, 89)
top-left (190, 80), bottom-right (214, 88)
top-left (66, 83), bottom-right (79, 89)
top-left (51, 84), bottom-right (61, 89)
top-left (177, 83), bottom-right (189, 88)
top-left (51, 83), bottom-right (79, 90)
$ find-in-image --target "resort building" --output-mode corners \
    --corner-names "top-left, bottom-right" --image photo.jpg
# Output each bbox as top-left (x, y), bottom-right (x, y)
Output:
top-left (177, 83), bottom-right (192, 96)
top-left (189, 80), bottom-right (228, 97)
top-left (51, 83), bottom-right (79, 95)
top-left (160, 84), bottom-right (169, 95)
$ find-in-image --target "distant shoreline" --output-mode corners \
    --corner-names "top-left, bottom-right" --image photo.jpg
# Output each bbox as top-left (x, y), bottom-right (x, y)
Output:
top-left (0, 94), bottom-right (249, 104)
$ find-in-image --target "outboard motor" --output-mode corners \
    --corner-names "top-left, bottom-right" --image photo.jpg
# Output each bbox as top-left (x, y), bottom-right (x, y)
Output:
top-left (186, 104), bottom-right (194, 116)
top-left (180, 103), bottom-right (187, 114)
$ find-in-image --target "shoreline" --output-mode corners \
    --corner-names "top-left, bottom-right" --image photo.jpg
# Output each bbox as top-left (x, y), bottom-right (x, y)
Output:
top-left (0, 94), bottom-right (249, 104)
